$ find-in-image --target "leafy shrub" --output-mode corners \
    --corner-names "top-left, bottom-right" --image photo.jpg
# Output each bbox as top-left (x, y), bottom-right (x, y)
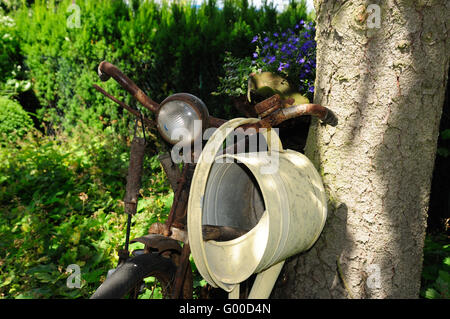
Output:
top-left (0, 10), bottom-right (30, 97)
top-left (0, 96), bottom-right (33, 143)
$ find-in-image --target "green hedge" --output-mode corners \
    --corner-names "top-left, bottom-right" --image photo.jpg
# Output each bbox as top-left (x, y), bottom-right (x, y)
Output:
top-left (11, 0), bottom-right (311, 133)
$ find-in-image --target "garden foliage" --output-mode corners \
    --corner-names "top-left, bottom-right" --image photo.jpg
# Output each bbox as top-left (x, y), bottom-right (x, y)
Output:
top-left (10, 0), bottom-right (311, 133)
top-left (0, 0), bottom-right (313, 299)
top-left (0, 125), bottom-right (173, 298)
top-left (0, 0), bottom-right (447, 300)
top-left (213, 13), bottom-right (316, 102)
top-left (251, 19), bottom-right (316, 100)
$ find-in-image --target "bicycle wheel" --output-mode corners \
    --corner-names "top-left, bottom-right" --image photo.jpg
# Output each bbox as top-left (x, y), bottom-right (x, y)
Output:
top-left (90, 252), bottom-right (176, 299)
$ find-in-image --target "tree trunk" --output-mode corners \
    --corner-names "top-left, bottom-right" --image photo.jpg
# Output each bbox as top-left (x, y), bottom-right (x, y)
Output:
top-left (273, 0), bottom-right (449, 298)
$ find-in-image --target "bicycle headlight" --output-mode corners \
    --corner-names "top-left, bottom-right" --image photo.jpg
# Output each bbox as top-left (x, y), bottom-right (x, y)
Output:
top-left (156, 93), bottom-right (209, 145)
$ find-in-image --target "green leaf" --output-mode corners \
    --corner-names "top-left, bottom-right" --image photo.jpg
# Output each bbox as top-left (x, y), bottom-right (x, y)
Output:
top-left (444, 257), bottom-right (450, 267)
top-left (91, 251), bottom-right (105, 267)
top-left (0, 275), bottom-right (14, 288)
top-left (14, 293), bottom-right (34, 299)
top-left (82, 269), bottom-right (104, 283)
top-left (33, 272), bottom-right (55, 283)
top-left (27, 264), bottom-right (57, 274)
top-left (424, 288), bottom-right (440, 299)
top-left (137, 197), bottom-right (153, 213)
top-left (437, 270), bottom-right (450, 284)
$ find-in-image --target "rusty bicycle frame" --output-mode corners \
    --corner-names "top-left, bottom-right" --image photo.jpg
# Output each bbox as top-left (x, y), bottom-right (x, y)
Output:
top-left (93, 61), bottom-right (336, 299)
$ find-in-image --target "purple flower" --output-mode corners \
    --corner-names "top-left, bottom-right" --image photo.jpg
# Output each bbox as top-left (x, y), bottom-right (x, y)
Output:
top-left (249, 21), bottom-right (317, 95)
top-left (251, 36), bottom-right (258, 43)
top-left (302, 40), bottom-right (314, 51)
top-left (308, 59), bottom-right (316, 68)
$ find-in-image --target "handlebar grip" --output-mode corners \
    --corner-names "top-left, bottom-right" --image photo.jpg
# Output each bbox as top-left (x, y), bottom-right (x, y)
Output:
top-left (279, 103), bottom-right (338, 127)
top-left (97, 64), bottom-right (111, 82)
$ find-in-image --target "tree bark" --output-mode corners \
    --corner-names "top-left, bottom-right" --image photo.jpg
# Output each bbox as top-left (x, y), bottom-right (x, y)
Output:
top-left (273, 0), bottom-right (449, 298)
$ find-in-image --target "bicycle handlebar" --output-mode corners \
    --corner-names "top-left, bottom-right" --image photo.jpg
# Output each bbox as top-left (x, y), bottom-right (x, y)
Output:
top-left (98, 61), bottom-right (160, 113)
top-left (95, 61), bottom-right (336, 132)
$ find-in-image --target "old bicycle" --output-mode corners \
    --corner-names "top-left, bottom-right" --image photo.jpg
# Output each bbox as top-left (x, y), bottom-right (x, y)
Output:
top-left (90, 61), bottom-right (335, 299)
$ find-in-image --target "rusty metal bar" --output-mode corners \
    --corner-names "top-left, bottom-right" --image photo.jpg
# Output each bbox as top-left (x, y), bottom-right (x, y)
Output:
top-left (208, 116), bottom-right (227, 128)
top-left (172, 243), bottom-right (193, 299)
top-left (164, 163), bottom-right (196, 234)
top-left (232, 95), bottom-right (258, 118)
top-left (279, 103), bottom-right (338, 126)
top-left (124, 137), bottom-right (147, 215)
top-left (282, 104), bottom-right (327, 121)
top-left (130, 234), bottom-right (182, 254)
top-left (93, 84), bottom-right (155, 127)
top-left (202, 225), bottom-right (248, 241)
top-left (148, 223), bottom-right (188, 243)
top-left (209, 96), bottom-right (336, 138)
top-left (98, 61), bottom-right (160, 113)
top-left (254, 94), bottom-right (283, 118)
top-left (158, 153), bottom-right (182, 192)
top-left (240, 103), bottom-right (337, 131)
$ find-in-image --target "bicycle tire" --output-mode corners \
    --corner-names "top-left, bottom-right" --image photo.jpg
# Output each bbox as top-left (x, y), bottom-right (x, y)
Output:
top-left (90, 253), bottom-right (176, 299)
